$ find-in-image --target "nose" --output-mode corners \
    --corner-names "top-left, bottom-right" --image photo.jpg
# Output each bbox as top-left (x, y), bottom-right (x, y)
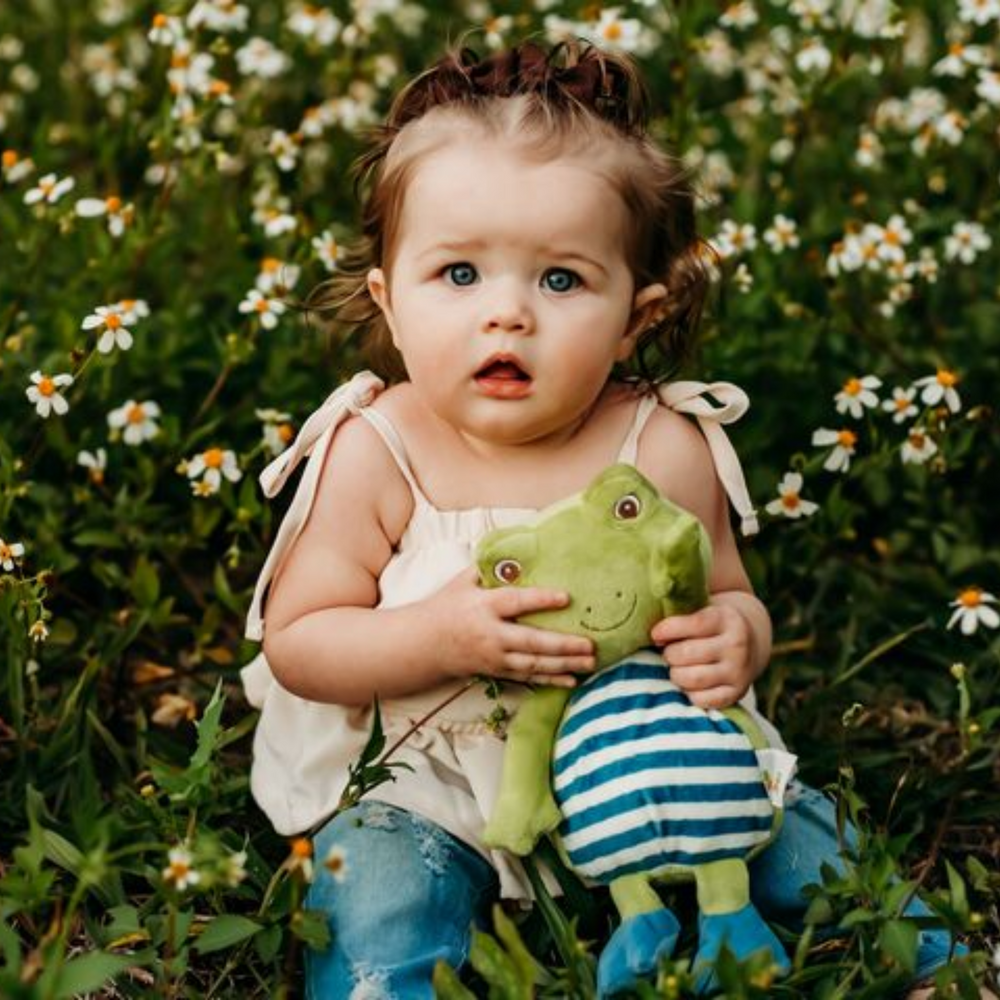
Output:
top-left (482, 280), bottom-right (534, 335)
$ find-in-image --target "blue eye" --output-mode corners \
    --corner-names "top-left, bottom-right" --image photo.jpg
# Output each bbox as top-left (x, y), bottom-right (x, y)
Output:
top-left (543, 268), bottom-right (579, 293)
top-left (444, 263), bottom-right (478, 286)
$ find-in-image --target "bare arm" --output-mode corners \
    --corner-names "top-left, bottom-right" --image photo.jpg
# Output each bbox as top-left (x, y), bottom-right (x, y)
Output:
top-left (639, 408), bottom-right (772, 708)
top-left (262, 413), bottom-right (594, 706)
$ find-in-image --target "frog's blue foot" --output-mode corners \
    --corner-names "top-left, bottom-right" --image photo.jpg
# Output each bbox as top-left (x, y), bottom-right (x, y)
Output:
top-left (693, 904), bottom-right (790, 995)
top-left (597, 908), bottom-right (680, 998)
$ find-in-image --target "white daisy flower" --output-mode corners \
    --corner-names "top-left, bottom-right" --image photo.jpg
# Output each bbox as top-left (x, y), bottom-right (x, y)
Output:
top-left (732, 262), bottom-right (754, 293)
top-left (187, 0), bottom-right (249, 32)
top-left (900, 427), bottom-right (938, 465)
top-left (904, 247), bottom-right (939, 284)
top-left (148, 12), bottom-right (185, 46)
top-left (933, 41), bottom-right (989, 78)
top-left (77, 447), bottom-right (108, 482)
top-left (256, 258), bottom-right (300, 295)
top-left (877, 214), bottom-right (913, 264)
top-left (2, 149), bottom-right (35, 183)
top-left (286, 3), bottom-right (342, 44)
top-left (185, 447), bottom-right (242, 495)
top-left (163, 845), bottom-right (201, 891)
top-left (256, 407), bottom-right (294, 456)
top-left (588, 9), bottom-right (644, 52)
top-left (796, 38), bottom-right (832, 74)
top-left (812, 427), bottom-right (858, 472)
top-left (882, 386), bottom-right (918, 423)
top-left (239, 289), bottom-right (287, 329)
top-left (944, 221), bottom-right (991, 264)
top-left (957, 0), bottom-right (1000, 26)
top-left (312, 229), bottom-right (345, 272)
top-left (107, 400), bottom-right (161, 445)
top-left (763, 214), bottom-right (800, 253)
top-left (720, 2), bottom-right (758, 28)
top-left (82, 304), bottom-right (134, 353)
top-left (24, 172), bottom-right (75, 205)
top-left (834, 375), bottom-right (882, 419)
top-left (113, 298), bottom-right (151, 324)
top-left (765, 472), bottom-right (818, 519)
top-left (268, 129), bottom-right (300, 172)
top-left (235, 37), bottom-right (290, 79)
top-left (947, 587), bottom-right (1000, 635)
top-left (26, 371), bottom-right (73, 417)
top-left (75, 194), bottom-right (134, 237)
top-left (711, 220), bottom-right (758, 259)
top-left (855, 127), bottom-right (883, 169)
top-left (0, 537), bottom-right (26, 572)
top-left (913, 369), bottom-right (961, 413)
top-left (322, 844), bottom-right (349, 883)
top-left (826, 235), bottom-right (866, 276)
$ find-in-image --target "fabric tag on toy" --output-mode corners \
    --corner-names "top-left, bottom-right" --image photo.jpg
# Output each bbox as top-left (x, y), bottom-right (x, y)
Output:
top-left (756, 748), bottom-right (798, 808)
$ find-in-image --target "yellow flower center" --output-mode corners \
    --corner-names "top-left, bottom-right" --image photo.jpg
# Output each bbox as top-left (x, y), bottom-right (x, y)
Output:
top-left (837, 430), bottom-right (857, 449)
top-left (958, 587), bottom-right (982, 609)
top-left (153, 13), bottom-right (169, 28)
top-left (106, 313), bottom-right (122, 330)
top-left (894, 397), bottom-right (911, 411)
top-left (261, 257), bottom-right (281, 273)
top-left (120, 298), bottom-right (136, 310)
top-left (2, 150), bottom-right (17, 168)
top-left (949, 42), bottom-right (964, 56)
top-left (210, 79), bottom-right (231, 97)
top-left (167, 858), bottom-right (191, 881)
top-left (885, 230), bottom-right (900, 245)
top-left (202, 448), bottom-right (224, 469)
top-left (0, 543), bottom-right (13, 561)
top-left (602, 21), bottom-right (623, 41)
top-left (40, 178), bottom-right (54, 195)
top-left (936, 369), bottom-right (958, 387)
top-left (843, 377), bottom-right (862, 396)
top-left (291, 838), bottom-right (313, 859)
top-left (908, 430), bottom-right (926, 448)
top-left (37, 376), bottom-right (55, 397)
top-left (254, 298), bottom-right (270, 313)
top-left (278, 423), bottom-right (294, 443)
top-left (171, 52), bottom-right (190, 70)
top-left (127, 403), bottom-right (147, 424)
top-left (324, 852), bottom-right (345, 875)
top-left (105, 195), bottom-right (122, 213)
top-left (781, 493), bottom-right (801, 510)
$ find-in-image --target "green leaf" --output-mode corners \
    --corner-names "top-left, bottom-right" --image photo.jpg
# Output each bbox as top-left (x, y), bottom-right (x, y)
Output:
top-left (193, 914), bottom-right (262, 954)
top-left (188, 680), bottom-right (226, 772)
top-left (52, 951), bottom-right (146, 998)
top-left (432, 960), bottom-right (478, 999)
top-left (132, 555), bottom-right (160, 607)
top-left (468, 931), bottom-right (528, 999)
top-left (492, 905), bottom-right (546, 986)
top-left (945, 860), bottom-right (969, 921)
top-left (879, 919), bottom-right (918, 974)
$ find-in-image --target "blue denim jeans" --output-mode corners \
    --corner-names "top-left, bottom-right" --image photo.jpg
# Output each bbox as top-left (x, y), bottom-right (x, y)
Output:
top-left (305, 786), bottom-right (958, 997)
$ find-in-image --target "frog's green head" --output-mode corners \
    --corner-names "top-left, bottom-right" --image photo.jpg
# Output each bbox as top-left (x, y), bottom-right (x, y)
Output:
top-left (476, 464), bottom-right (712, 669)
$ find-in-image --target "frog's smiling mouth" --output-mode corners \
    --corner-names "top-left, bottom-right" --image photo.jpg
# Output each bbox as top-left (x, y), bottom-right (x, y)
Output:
top-left (579, 593), bottom-right (638, 633)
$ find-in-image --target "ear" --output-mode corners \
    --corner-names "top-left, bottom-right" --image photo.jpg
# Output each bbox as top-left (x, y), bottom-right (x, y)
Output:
top-left (617, 282), bottom-right (668, 362)
top-left (367, 267), bottom-right (399, 346)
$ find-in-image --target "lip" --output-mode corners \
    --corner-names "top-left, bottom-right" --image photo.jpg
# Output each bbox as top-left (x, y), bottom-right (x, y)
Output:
top-left (580, 593), bottom-right (638, 633)
top-left (473, 353), bottom-right (533, 400)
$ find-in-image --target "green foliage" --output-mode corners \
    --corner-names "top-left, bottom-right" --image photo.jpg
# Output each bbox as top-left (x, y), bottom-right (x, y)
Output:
top-left (0, 0), bottom-right (997, 996)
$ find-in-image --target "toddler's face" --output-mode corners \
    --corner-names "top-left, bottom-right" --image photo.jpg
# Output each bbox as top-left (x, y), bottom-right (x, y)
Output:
top-left (367, 139), bottom-right (665, 450)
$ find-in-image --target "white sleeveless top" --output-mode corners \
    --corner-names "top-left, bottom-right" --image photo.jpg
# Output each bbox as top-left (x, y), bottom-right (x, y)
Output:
top-left (242, 371), bottom-right (769, 899)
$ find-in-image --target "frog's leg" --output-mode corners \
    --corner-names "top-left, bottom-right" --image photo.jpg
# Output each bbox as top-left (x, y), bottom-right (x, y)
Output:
top-left (482, 686), bottom-right (569, 856)
top-left (596, 874), bottom-right (680, 999)
top-left (691, 858), bottom-right (790, 995)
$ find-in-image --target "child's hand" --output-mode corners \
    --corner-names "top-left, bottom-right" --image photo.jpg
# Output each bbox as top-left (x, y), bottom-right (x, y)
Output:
top-left (428, 568), bottom-right (595, 688)
top-left (650, 602), bottom-right (753, 710)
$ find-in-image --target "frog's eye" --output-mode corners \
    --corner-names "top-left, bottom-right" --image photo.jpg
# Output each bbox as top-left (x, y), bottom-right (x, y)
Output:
top-left (494, 559), bottom-right (522, 584)
top-left (614, 493), bottom-right (642, 520)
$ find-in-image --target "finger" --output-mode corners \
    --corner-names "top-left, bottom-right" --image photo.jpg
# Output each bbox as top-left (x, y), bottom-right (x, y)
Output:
top-left (667, 661), bottom-right (734, 693)
top-left (651, 606), bottom-right (722, 644)
top-left (490, 586), bottom-right (572, 619)
top-left (503, 650), bottom-right (596, 676)
top-left (663, 637), bottom-right (725, 668)
top-left (504, 622), bottom-right (594, 658)
top-left (496, 671), bottom-right (581, 689)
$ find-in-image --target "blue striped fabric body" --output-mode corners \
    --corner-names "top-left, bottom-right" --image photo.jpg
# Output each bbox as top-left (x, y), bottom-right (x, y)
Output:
top-left (552, 652), bottom-right (774, 883)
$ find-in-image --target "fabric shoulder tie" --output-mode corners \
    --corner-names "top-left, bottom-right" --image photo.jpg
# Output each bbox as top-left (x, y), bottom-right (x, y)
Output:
top-left (655, 380), bottom-right (759, 537)
top-left (245, 370), bottom-right (385, 640)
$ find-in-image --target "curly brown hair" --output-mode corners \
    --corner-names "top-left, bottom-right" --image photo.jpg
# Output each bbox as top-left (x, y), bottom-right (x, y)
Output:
top-left (307, 38), bottom-right (713, 383)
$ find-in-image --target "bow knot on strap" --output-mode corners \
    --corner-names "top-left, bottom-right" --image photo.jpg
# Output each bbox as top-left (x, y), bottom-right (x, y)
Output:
top-left (259, 371), bottom-right (384, 499)
top-left (655, 380), bottom-right (759, 537)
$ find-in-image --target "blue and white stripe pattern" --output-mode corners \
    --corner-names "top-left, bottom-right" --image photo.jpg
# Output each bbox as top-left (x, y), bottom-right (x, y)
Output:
top-left (553, 652), bottom-right (774, 883)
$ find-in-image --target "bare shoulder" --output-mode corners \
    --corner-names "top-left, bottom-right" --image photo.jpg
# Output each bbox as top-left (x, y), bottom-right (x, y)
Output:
top-left (635, 402), bottom-right (723, 526)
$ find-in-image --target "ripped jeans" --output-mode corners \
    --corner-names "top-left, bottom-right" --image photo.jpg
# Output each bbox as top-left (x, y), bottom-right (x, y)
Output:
top-left (304, 787), bottom-right (959, 998)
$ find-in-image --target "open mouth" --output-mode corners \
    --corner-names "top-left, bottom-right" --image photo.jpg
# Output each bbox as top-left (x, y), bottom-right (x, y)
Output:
top-left (474, 355), bottom-right (532, 397)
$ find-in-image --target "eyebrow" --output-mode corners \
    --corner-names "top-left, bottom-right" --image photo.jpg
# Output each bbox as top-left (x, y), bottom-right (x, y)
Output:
top-left (417, 239), bottom-right (609, 275)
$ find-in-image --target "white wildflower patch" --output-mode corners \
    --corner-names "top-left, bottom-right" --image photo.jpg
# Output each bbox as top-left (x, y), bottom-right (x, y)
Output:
top-left (26, 371), bottom-right (73, 418)
top-left (268, 129), bottom-right (301, 172)
top-left (82, 304), bottom-right (135, 354)
top-left (957, 0), bottom-right (1000, 27)
top-left (975, 68), bottom-right (1000, 107)
top-left (711, 220), bottom-right (758, 259)
top-left (322, 844), bottom-right (349, 883)
top-left (932, 42), bottom-right (988, 79)
top-left (256, 408), bottom-right (294, 456)
top-left (148, 13), bottom-right (185, 46)
top-left (720, 2), bottom-right (758, 29)
top-left (255, 258), bottom-right (300, 295)
top-left (75, 194), bottom-right (135, 237)
top-left (235, 37), bottom-right (290, 79)
top-left (944, 221), bottom-right (991, 264)
top-left (312, 229), bottom-right (345, 272)
top-left (2, 149), bottom-right (35, 183)
top-left (765, 472), bottom-right (818, 519)
top-left (763, 214), bottom-right (800, 253)
top-left (78, 448), bottom-right (108, 483)
top-left (162, 845), bottom-right (201, 891)
top-left (286, 3), bottom-right (342, 44)
top-left (187, 0), bottom-right (249, 33)
top-left (855, 127), bottom-right (883, 168)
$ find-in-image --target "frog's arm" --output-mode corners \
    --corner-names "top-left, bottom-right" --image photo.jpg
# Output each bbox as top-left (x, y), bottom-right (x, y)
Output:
top-left (482, 686), bottom-right (571, 856)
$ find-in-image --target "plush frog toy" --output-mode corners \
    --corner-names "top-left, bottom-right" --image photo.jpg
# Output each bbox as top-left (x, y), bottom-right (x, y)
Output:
top-left (478, 464), bottom-right (794, 997)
